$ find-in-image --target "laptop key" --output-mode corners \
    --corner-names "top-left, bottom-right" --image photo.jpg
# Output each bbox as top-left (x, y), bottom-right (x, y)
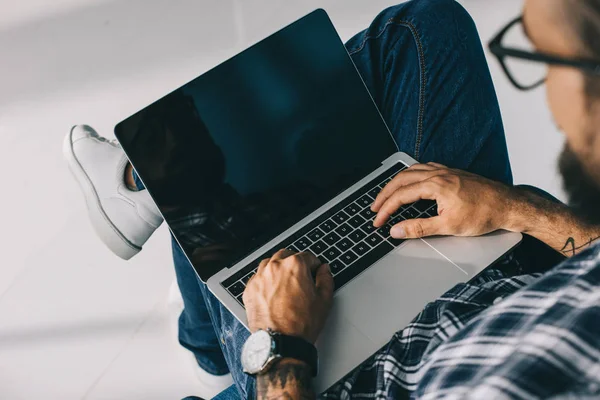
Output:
top-left (389, 237), bottom-right (406, 247)
top-left (241, 272), bottom-right (255, 284)
top-left (335, 223), bottom-right (352, 237)
top-left (360, 221), bottom-right (377, 234)
top-left (339, 250), bottom-right (359, 266)
top-left (389, 214), bottom-right (405, 225)
top-left (348, 229), bottom-right (367, 243)
top-left (365, 233), bottom-right (384, 247)
top-left (318, 254), bottom-right (330, 264)
top-left (287, 244), bottom-right (299, 253)
top-left (323, 232), bottom-right (341, 246)
top-left (352, 241), bottom-right (371, 256)
top-left (392, 205), bottom-right (410, 218)
top-left (377, 224), bottom-right (392, 238)
top-left (332, 211), bottom-right (349, 224)
top-left (414, 200), bottom-right (436, 213)
top-left (356, 194), bottom-right (373, 208)
top-left (294, 237), bottom-right (312, 251)
top-left (401, 207), bottom-right (420, 220)
top-left (228, 281), bottom-right (245, 297)
top-left (323, 247), bottom-right (342, 261)
top-left (237, 294), bottom-right (245, 306)
top-left (426, 204), bottom-right (438, 217)
top-left (221, 258), bottom-right (258, 288)
top-left (336, 237), bottom-right (353, 251)
top-left (310, 240), bottom-right (327, 254)
top-left (343, 203), bottom-right (361, 216)
top-left (319, 219), bottom-right (337, 233)
top-left (348, 215), bottom-right (366, 229)
top-left (330, 260), bottom-right (346, 275)
top-left (368, 187), bottom-right (382, 199)
top-left (307, 228), bottom-right (325, 242)
top-left (360, 208), bottom-right (376, 220)
top-left (334, 241), bottom-right (394, 291)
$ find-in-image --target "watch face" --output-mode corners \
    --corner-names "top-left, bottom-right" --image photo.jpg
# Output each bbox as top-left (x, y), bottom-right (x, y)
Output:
top-left (242, 330), bottom-right (273, 374)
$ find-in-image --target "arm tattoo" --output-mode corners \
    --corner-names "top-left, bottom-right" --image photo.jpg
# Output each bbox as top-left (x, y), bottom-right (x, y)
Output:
top-left (560, 236), bottom-right (600, 257)
top-left (256, 360), bottom-right (314, 400)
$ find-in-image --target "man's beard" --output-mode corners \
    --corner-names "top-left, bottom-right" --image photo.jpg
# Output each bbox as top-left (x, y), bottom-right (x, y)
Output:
top-left (558, 144), bottom-right (600, 224)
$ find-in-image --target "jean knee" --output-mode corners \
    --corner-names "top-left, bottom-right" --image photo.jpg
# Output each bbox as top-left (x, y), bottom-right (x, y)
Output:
top-left (382, 0), bottom-right (477, 49)
top-left (350, 0), bottom-right (478, 61)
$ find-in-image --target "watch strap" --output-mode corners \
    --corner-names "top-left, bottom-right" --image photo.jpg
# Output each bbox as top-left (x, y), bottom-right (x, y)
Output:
top-left (273, 334), bottom-right (318, 377)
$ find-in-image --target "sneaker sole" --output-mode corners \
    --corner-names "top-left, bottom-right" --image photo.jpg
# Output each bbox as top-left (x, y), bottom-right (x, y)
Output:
top-left (63, 126), bottom-right (141, 260)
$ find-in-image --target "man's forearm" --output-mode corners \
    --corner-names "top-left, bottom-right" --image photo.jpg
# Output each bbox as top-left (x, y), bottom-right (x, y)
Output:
top-left (504, 187), bottom-right (600, 257)
top-left (256, 359), bottom-right (315, 400)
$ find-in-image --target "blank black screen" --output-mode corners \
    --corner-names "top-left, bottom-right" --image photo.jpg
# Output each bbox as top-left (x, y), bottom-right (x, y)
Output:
top-left (115, 9), bottom-right (397, 282)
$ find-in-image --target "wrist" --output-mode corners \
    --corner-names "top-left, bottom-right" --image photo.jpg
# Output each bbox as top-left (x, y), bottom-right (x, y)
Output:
top-left (495, 186), bottom-right (600, 256)
top-left (501, 187), bottom-right (535, 233)
top-left (502, 187), bottom-right (562, 236)
top-left (242, 329), bottom-right (319, 377)
top-left (251, 319), bottom-right (316, 344)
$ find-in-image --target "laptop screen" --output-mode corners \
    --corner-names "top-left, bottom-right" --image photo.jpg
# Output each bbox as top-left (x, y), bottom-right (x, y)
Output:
top-left (115, 9), bottom-right (397, 282)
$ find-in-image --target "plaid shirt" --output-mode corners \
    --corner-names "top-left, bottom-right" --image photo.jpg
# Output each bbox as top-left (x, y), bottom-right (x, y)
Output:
top-left (168, 196), bottom-right (600, 399)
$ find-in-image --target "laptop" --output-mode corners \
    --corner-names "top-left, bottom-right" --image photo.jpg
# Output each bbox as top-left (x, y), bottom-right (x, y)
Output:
top-left (114, 9), bottom-right (522, 393)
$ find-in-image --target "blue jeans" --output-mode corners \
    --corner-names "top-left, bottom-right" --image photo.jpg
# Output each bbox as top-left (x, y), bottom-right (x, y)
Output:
top-left (143, 0), bottom-right (513, 398)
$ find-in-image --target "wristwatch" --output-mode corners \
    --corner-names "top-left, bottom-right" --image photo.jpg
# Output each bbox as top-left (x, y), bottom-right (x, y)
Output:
top-left (241, 328), bottom-right (319, 377)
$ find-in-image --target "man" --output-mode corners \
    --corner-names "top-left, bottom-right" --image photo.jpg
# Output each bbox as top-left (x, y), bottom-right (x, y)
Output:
top-left (64, 0), bottom-right (600, 398)
top-left (244, 0), bottom-right (600, 398)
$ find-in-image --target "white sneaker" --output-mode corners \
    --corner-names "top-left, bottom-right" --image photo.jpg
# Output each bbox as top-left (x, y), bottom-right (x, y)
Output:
top-left (63, 125), bottom-right (163, 260)
top-left (167, 281), bottom-right (234, 396)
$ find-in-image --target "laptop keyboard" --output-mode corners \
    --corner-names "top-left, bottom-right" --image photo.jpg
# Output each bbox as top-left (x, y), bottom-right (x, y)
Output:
top-left (221, 163), bottom-right (438, 307)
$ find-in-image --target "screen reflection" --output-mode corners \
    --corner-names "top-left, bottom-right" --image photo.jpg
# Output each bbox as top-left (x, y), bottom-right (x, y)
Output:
top-left (115, 10), bottom-right (397, 281)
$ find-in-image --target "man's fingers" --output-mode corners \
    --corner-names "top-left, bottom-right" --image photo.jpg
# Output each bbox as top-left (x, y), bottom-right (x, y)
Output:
top-left (407, 163), bottom-right (438, 171)
top-left (271, 248), bottom-right (294, 260)
top-left (426, 162), bottom-right (448, 169)
top-left (315, 263), bottom-right (334, 304)
top-left (373, 181), bottom-right (437, 226)
top-left (373, 170), bottom-right (444, 211)
top-left (390, 217), bottom-right (445, 239)
top-left (293, 251), bottom-right (323, 274)
top-left (257, 249), bottom-right (319, 276)
top-left (257, 249), bottom-right (292, 273)
top-left (256, 258), bottom-right (271, 274)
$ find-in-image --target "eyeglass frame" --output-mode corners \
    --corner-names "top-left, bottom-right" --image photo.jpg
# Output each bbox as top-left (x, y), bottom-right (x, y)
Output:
top-left (488, 16), bottom-right (600, 91)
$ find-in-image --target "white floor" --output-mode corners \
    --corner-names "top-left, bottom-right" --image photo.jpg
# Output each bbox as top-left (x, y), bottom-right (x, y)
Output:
top-left (0, 0), bottom-right (566, 399)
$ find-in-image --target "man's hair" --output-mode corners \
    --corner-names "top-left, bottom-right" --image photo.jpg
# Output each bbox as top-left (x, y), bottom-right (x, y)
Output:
top-left (563, 0), bottom-right (600, 98)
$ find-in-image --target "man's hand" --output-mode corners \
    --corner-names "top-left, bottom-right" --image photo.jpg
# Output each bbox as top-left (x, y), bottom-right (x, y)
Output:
top-left (371, 162), bottom-right (515, 239)
top-left (243, 249), bottom-right (334, 344)
top-left (371, 162), bottom-right (600, 257)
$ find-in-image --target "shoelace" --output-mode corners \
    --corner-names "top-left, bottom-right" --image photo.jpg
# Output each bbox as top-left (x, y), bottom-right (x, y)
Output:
top-left (96, 135), bottom-right (120, 147)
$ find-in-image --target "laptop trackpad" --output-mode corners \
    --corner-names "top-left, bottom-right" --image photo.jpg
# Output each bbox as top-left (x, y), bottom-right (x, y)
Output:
top-left (313, 240), bottom-right (466, 393)
top-left (341, 239), bottom-right (467, 345)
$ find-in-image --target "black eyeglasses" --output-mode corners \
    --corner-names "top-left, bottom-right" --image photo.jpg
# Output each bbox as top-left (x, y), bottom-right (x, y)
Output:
top-left (489, 16), bottom-right (600, 91)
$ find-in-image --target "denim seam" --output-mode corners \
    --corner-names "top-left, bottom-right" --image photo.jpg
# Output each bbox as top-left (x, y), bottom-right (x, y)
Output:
top-left (348, 18), bottom-right (427, 161)
top-left (394, 20), bottom-right (426, 161)
top-left (194, 283), bottom-right (233, 376)
top-left (348, 17), bottom-right (398, 56)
